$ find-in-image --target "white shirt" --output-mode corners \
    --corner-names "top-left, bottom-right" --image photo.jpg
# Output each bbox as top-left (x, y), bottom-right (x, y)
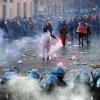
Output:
top-left (43, 31), bottom-right (51, 49)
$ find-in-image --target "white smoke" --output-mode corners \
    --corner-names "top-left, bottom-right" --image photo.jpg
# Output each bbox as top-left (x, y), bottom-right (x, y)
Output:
top-left (8, 75), bottom-right (42, 100)
top-left (0, 29), bottom-right (37, 66)
top-left (37, 33), bottom-right (63, 58)
top-left (0, 29), bottom-right (63, 66)
top-left (49, 38), bottom-right (63, 57)
top-left (0, 29), bottom-right (4, 43)
top-left (0, 29), bottom-right (91, 100)
top-left (7, 75), bottom-right (91, 100)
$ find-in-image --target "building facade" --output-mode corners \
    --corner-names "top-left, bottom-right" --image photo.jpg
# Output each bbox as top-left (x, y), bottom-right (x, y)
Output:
top-left (0, 0), bottom-right (64, 18)
top-left (35, 0), bottom-right (64, 16)
top-left (0, 0), bottom-right (99, 18)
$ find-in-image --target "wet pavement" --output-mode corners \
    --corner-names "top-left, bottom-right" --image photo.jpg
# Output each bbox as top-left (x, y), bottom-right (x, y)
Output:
top-left (0, 38), bottom-right (100, 79)
top-left (0, 37), bottom-right (100, 100)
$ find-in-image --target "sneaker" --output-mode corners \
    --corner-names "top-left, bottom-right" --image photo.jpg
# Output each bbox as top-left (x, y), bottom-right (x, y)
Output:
top-left (41, 58), bottom-right (45, 62)
top-left (47, 56), bottom-right (49, 61)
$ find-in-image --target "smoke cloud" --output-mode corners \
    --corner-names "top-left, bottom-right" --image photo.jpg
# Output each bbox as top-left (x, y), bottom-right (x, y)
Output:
top-left (0, 29), bottom-right (91, 100)
top-left (0, 29), bottom-right (62, 67)
top-left (7, 75), bottom-right (91, 100)
top-left (0, 29), bottom-right (35, 66)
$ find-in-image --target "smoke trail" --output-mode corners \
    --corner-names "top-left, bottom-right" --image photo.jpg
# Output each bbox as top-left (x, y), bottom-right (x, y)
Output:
top-left (49, 38), bottom-right (63, 57)
top-left (37, 33), bottom-right (63, 58)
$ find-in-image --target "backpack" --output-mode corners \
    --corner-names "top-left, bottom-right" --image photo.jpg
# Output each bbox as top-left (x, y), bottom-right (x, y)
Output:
top-left (79, 24), bottom-right (86, 34)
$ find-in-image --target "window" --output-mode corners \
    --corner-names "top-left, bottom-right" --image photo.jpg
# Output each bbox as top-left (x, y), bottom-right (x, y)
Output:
top-left (17, 2), bottom-right (21, 17)
top-left (30, 0), bottom-right (33, 16)
top-left (10, 0), bottom-right (13, 3)
top-left (3, 5), bottom-right (6, 17)
top-left (3, 0), bottom-right (7, 2)
top-left (40, 1), bottom-right (43, 5)
top-left (24, 1), bottom-right (27, 17)
top-left (10, 3), bottom-right (14, 18)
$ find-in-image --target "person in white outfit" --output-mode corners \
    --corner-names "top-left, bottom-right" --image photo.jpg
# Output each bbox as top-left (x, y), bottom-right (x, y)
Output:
top-left (42, 27), bottom-right (51, 62)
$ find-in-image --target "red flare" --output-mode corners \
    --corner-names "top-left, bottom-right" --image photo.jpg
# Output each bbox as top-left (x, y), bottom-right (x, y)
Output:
top-left (57, 37), bottom-right (63, 47)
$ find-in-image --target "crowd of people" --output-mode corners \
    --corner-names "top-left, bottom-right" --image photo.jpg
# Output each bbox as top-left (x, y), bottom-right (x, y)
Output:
top-left (0, 12), bottom-right (100, 100)
top-left (72, 13), bottom-right (100, 46)
top-left (0, 13), bottom-right (100, 63)
top-left (0, 12), bottom-right (100, 42)
top-left (41, 12), bottom-right (100, 58)
top-left (56, 13), bottom-right (100, 46)
top-left (0, 16), bottom-right (41, 40)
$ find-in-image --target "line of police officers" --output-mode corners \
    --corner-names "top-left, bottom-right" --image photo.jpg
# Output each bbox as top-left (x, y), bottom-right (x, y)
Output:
top-left (0, 64), bottom-right (100, 100)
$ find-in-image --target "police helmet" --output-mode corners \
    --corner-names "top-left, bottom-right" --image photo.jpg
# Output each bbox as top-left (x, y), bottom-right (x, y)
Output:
top-left (10, 65), bottom-right (20, 73)
top-left (96, 78), bottom-right (100, 88)
top-left (93, 70), bottom-right (100, 80)
top-left (47, 75), bottom-right (58, 85)
top-left (28, 69), bottom-right (39, 79)
top-left (3, 71), bottom-right (17, 80)
top-left (45, 75), bottom-right (58, 91)
top-left (52, 66), bottom-right (65, 80)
